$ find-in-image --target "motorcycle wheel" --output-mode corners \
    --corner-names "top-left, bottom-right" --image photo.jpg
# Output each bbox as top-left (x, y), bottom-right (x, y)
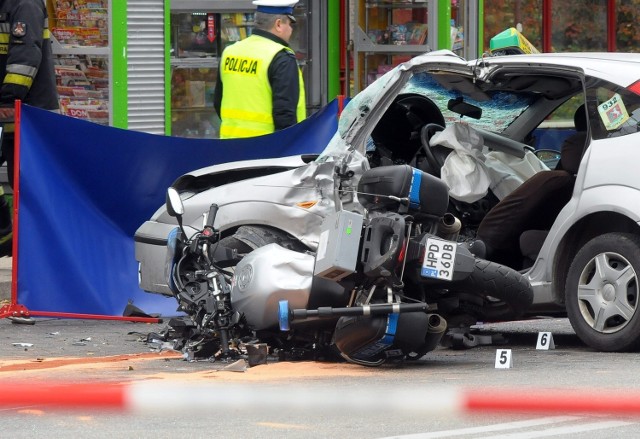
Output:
top-left (446, 258), bottom-right (533, 321)
top-left (565, 232), bottom-right (640, 352)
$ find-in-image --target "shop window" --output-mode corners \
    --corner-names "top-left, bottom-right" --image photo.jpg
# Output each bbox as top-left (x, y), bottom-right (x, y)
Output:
top-left (483, 0), bottom-right (542, 52)
top-left (551, 1), bottom-right (606, 51)
top-left (616, 0), bottom-right (640, 53)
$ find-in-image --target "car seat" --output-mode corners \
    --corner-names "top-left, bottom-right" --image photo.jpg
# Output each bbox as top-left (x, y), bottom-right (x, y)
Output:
top-left (476, 105), bottom-right (588, 269)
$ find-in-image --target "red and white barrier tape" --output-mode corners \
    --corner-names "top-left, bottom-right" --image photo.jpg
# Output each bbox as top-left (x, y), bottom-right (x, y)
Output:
top-left (1, 383), bottom-right (639, 415)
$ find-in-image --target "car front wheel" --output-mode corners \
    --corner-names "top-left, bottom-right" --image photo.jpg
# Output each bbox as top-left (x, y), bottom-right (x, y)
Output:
top-left (565, 232), bottom-right (640, 352)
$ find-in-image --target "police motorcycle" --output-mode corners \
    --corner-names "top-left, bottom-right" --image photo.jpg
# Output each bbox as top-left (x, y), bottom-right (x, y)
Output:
top-left (153, 156), bottom-right (532, 366)
top-left (135, 51), bottom-right (534, 365)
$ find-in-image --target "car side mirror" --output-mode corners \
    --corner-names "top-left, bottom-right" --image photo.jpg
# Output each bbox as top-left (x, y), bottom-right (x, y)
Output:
top-left (535, 149), bottom-right (561, 169)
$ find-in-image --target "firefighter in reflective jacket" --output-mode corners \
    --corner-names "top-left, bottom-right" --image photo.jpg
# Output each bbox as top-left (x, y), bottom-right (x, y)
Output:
top-left (0, 0), bottom-right (59, 256)
top-left (213, 0), bottom-right (305, 139)
top-left (0, 0), bottom-right (58, 181)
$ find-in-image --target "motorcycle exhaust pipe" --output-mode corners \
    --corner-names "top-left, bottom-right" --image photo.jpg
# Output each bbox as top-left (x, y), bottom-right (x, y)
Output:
top-left (436, 213), bottom-right (461, 241)
top-left (278, 300), bottom-right (429, 331)
top-left (422, 313), bottom-right (448, 353)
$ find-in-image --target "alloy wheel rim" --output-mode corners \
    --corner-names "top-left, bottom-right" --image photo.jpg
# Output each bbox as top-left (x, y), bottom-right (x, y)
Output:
top-left (576, 251), bottom-right (638, 334)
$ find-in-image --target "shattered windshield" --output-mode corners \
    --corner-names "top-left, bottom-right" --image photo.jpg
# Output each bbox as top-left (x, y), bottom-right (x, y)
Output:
top-left (403, 72), bottom-right (535, 132)
top-left (319, 68), bottom-right (400, 161)
top-left (337, 68), bottom-right (399, 138)
top-left (318, 69), bottom-right (536, 162)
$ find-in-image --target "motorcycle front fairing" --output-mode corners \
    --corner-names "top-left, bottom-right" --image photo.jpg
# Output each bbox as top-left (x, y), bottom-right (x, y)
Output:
top-left (136, 153), bottom-right (365, 295)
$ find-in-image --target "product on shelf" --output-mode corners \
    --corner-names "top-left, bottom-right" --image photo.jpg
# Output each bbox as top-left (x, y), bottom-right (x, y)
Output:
top-left (50, 0), bottom-right (108, 47)
top-left (54, 55), bottom-right (109, 125)
top-left (171, 65), bottom-right (219, 138)
top-left (220, 13), bottom-right (254, 44)
top-left (367, 22), bottom-right (428, 46)
top-left (356, 0), bottom-right (429, 92)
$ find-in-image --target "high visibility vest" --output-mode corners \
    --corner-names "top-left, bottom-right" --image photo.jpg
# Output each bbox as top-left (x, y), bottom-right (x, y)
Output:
top-left (219, 34), bottom-right (305, 139)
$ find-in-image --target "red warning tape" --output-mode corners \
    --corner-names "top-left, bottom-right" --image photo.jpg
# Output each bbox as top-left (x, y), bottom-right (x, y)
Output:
top-left (0, 383), bottom-right (639, 415)
top-left (0, 383), bottom-right (125, 409)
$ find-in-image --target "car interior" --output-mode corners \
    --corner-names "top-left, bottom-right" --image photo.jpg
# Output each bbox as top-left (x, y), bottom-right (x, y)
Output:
top-left (365, 71), bottom-right (589, 270)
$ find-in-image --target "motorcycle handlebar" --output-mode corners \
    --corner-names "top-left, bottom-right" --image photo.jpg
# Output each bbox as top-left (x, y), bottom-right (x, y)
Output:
top-left (205, 204), bottom-right (219, 229)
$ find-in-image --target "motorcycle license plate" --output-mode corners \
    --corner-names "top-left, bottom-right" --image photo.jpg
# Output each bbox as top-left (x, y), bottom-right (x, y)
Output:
top-left (421, 238), bottom-right (456, 281)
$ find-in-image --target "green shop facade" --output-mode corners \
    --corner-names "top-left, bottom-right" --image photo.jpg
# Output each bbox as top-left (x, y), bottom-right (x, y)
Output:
top-left (48, 0), bottom-right (640, 139)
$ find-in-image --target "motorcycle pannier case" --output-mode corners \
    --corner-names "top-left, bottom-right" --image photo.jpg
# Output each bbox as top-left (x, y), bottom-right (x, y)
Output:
top-left (357, 165), bottom-right (449, 217)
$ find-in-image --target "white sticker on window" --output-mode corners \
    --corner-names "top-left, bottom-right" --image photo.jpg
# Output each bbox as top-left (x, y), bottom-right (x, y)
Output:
top-left (598, 93), bottom-right (629, 130)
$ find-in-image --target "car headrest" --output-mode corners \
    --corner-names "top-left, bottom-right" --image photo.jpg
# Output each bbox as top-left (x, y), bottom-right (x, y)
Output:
top-left (559, 132), bottom-right (586, 174)
top-left (573, 104), bottom-right (587, 133)
top-left (557, 104), bottom-right (587, 174)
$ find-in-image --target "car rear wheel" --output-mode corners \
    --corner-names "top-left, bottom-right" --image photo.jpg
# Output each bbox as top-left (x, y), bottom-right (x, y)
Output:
top-left (565, 232), bottom-right (640, 352)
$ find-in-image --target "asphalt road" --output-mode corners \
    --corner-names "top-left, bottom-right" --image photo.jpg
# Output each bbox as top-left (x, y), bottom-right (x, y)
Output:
top-left (2, 316), bottom-right (640, 438)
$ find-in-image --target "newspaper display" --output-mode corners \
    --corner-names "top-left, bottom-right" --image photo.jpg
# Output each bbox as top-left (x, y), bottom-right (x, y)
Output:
top-left (54, 60), bottom-right (109, 125)
top-left (52, 0), bottom-right (108, 47)
top-left (49, 0), bottom-right (109, 125)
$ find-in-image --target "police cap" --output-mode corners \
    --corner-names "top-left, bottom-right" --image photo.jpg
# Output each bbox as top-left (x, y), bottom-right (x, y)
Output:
top-left (252, 0), bottom-right (298, 23)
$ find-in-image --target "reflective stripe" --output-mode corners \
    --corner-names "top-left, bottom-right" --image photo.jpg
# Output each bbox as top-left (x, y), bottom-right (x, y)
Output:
top-left (3, 123), bottom-right (15, 133)
top-left (4, 73), bottom-right (33, 87)
top-left (7, 64), bottom-right (36, 78)
top-left (0, 26), bottom-right (48, 38)
top-left (220, 125), bottom-right (273, 138)
top-left (220, 108), bottom-right (273, 124)
top-left (0, 45), bottom-right (6, 55)
top-left (219, 115), bottom-right (278, 136)
top-left (0, 30), bottom-right (48, 39)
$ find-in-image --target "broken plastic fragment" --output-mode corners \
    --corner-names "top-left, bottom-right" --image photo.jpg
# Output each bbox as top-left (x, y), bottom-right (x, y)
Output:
top-left (223, 359), bottom-right (247, 372)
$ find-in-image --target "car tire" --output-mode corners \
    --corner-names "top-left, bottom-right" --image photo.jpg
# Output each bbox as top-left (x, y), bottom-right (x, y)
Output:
top-left (565, 232), bottom-right (640, 352)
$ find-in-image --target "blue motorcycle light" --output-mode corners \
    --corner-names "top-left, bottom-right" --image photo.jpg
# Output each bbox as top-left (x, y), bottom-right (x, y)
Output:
top-left (278, 300), bottom-right (290, 331)
top-left (164, 227), bottom-right (180, 294)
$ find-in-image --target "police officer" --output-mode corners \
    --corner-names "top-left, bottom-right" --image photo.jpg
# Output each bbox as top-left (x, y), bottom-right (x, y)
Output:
top-left (213, 0), bottom-right (306, 139)
top-left (0, 0), bottom-right (59, 256)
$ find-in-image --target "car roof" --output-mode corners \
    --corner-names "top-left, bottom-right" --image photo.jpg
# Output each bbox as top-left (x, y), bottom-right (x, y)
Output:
top-left (480, 52), bottom-right (640, 87)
